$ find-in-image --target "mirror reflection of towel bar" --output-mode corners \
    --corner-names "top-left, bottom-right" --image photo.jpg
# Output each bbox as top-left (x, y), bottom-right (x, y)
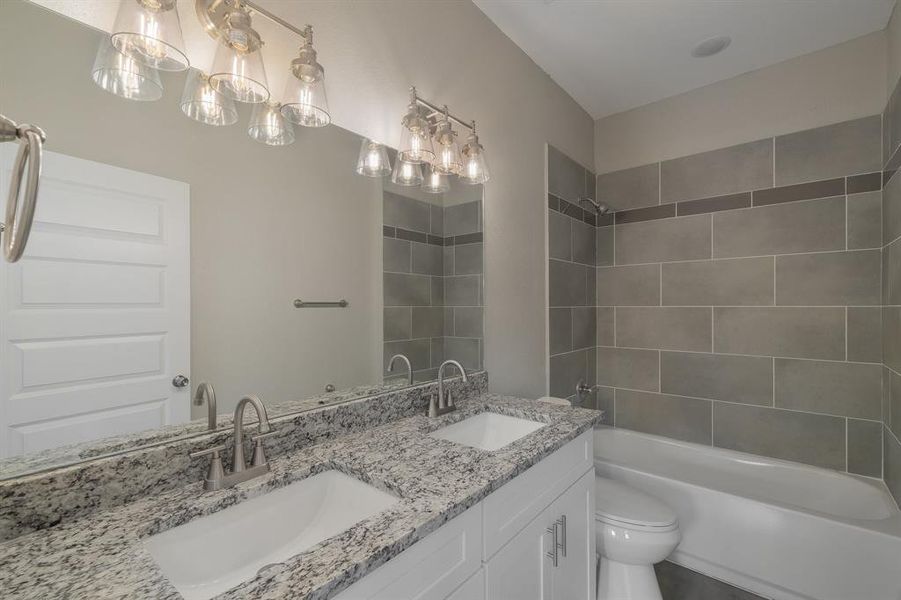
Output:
top-left (293, 299), bottom-right (348, 308)
top-left (0, 114), bottom-right (46, 263)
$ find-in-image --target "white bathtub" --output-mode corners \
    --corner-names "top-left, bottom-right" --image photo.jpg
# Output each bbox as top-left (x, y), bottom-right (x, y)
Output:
top-left (593, 427), bottom-right (901, 600)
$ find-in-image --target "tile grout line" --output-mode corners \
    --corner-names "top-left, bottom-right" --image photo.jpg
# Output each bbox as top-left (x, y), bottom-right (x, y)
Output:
top-left (595, 344), bottom-right (883, 366)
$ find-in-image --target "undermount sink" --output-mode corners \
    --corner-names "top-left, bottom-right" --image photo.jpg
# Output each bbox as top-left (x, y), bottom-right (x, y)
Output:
top-left (144, 470), bottom-right (399, 600)
top-left (429, 412), bottom-right (546, 451)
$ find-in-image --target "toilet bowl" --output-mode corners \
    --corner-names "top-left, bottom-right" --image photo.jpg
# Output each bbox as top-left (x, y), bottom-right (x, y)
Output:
top-left (595, 476), bottom-right (680, 600)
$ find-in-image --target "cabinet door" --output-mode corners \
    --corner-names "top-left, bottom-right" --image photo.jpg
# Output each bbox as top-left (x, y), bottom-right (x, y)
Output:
top-left (550, 469), bottom-right (595, 600)
top-left (485, 503), bottom-right (555, 600)
top-left (448, 569), bottom-right (485, 600)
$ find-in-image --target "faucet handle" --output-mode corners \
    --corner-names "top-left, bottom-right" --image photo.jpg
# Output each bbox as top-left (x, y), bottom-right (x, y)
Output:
top-left (250, 432), bottom-right (277, 467)
top-left (189, 444), bottom-right (226, 489)
top-left (189, 444), bottom-right (226, 459)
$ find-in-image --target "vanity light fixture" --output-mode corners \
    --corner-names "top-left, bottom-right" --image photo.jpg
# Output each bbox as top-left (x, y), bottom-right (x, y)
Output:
top-left (432, 108), bottom-right (463, 175)
top-left (422, 163), bottom-right (450, 194)
top-left (92, 39), bottom-right (164, 101)
top-left (206, 1), bottom-right (270, 104)
top-left (94, 0), bottom-right (331, 148)
top-left (110, 0), bottom-right (189, 72)
top-left (460, 121), bottom-right (490, 185)
top-left (281, 26), bottom-right (330, 127)
top-left (179, 69), bottom-right (238, 126)
top-left (391, 155), bottom-right (424, 187)
top-left (355, 138), bottom-right (392, 177)
top-left (248, 101), bottom-right (296, 146)
top-left (358, 87), bottom-right (490, 190)
top-left (398, 89), bottom-right (435, 163)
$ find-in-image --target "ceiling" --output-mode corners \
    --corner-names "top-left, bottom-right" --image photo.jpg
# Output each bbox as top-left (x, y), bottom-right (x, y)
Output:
top-left (473, 0), bottom-right (896, 120)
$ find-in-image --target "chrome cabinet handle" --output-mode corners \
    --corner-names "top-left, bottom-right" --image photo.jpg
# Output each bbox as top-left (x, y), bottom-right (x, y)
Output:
top-left (546, 522), bottom-right (559, 567)
top-left (558, 515), bottom-right (567, 558)
top-left (172, 374), bottom-right (190, 388)
top-left (1, 116), bottom-right (45, 264)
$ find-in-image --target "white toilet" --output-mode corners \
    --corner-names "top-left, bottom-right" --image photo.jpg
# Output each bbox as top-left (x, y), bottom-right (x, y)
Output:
top-left (595, 476), bottom-right (680, 600)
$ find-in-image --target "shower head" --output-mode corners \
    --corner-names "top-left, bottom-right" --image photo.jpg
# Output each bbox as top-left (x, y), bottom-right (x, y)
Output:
top-left (579, 196), bottom-right (610, 216)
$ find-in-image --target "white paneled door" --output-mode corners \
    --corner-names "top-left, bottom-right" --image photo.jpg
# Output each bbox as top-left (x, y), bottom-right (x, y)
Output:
top-left (0, 148), bottom-right (190, 458)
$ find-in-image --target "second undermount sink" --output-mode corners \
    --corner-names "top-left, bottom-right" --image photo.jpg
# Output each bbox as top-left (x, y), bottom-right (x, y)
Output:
top-left (429, 412), bottom-right (546, 451)
top-left (144, 470), bottom-right (399, 600)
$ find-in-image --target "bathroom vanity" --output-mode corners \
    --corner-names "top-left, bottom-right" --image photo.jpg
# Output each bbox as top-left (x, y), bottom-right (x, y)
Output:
top-left (0, 377), bottom-right (600, 600)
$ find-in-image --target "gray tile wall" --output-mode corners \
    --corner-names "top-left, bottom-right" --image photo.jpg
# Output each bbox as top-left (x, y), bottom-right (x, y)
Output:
top-left (552, 116), bottom-right (888, 477)
top-left (547, 146), bottom-right (602, 411)
top-left (883, 74), bottom-right (901, 507)
top-left (384, 191), bottom-right (484, 382)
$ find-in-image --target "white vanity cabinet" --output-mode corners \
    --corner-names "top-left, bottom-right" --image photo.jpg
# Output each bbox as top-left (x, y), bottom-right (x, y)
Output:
top-left (335, 430), bottom-right (594, 600)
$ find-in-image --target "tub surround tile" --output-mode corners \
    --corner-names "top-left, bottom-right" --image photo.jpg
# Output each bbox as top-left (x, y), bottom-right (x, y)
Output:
top-left (847, 307), bottom-right (882, 364)
top-left (714, 307), bottom-right (845, 360)
top-left (752, 177), bottom-right (844, 207)
top-left (595, 387), bottom-right (615, 426)
top-left (548, 209), bottom-right (572, 261)
top-left (572, 219), bottom-right (597, 265)
top-left (884, 307), bottom-right (901, 374)
top-left (847, 419), bottom-right (883, 478)
top-left (847, 172), bottom-right (882, 194)
top-left (774, 359), bottom-right (882, 420)
top-left (0, 386), bottom-right (602, 600)
top-left (615, 307), bottom-right (712, 352)
top-left (775, 250), bottom-right (882, 306)
top-left (596, 226), bottom-right (614, 266)
top-left (662, 257), bottom-right (773, 306)
top-left (384, 307), bottom-right (412, 342)
top-left (884, 168), bottom-right (901, 246)
top-left (615, 214), bottom-right (711, 265)
top-left (848, 191), bottom-right (884, 250)
top-left (615, 389), bottom-right (712, 445)
top-left (550, 350), bottom-right (588, 398)
top-left (660, 351), bottom-right (773, 406)
top-left (384, 273), bottom-right (431, 307)
top-left (444, 202), bottom-right (481, 238)
top-left (596, 264), bottom-right (661, 306)
top-left (713, 402), bottom-right (846, 470)
top-left (384, 191), bottom-right (430, 232)
top-left (549, 308), bottom-right (573, 355)
top-left (549, 260), bottom-right (589, 307)
top-left (661, 139), bottom-right (773, 203)
top-left (614, 203), bottom-right (675, 225)
top-left (885, 428), bottom-right (901, 506)
top-left (676, 192), bottom-right (751, 217)
top-left (596, 163), bottom-right (660, 211)
top-left (712, 196), bottom-right (846, 258)
top-left (384, 339), bottom-right (431, 372)
top-left (383, 238), bottom-right (411, 273)
top-left (596, 347), bottom-right (660, 392)
top-left (596, 307), bottom-right (615, 346)
top-left (572, 307), bottom-right (597, 351)
top-left (443, 338), bottom-right (480, 371)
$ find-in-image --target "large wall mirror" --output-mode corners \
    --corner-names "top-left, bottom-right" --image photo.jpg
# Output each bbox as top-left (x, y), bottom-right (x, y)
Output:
top-left (0, 0), bottom-right (484, 478)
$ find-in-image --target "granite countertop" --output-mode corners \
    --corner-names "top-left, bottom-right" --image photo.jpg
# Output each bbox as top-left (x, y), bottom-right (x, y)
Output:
top-left (0, 394), bottom-right (601, 600)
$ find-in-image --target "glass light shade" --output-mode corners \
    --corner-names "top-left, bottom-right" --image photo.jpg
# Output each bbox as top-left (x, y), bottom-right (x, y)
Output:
top-left (110, 0), bottom-right (189, 72)
top-left (398, 105), bottom-right (434, 163)
top-left (248, 102), bottom-right (295, 146)
top-left (180, 69), bottom-right (238, 126)
top-left (432, 120), bottom-right (463, 174)
top-left (391, 156), bottom-right (423, 186)
top-left (422, 165), bottom-right (449, 194)
top-left (461, 132), bottom-right (490, 184)
top-left (281, 76), bottom-right (330, 127)
top-left (355, 139), bottom-right (391, 177)
top-left (209, 43), bottom-right (269, 104)
top-left (91, 39), bottom-right (163, 101)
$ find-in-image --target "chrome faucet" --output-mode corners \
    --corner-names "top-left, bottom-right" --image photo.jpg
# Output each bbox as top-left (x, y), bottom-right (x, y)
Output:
top-left (193, 382), bottom-right (218, 431)
top-left (387, 354), bottom-right (413, 385)
top-left (430, 360), bottom-right (468, 418)
top-left (189, 394), bottom-right (275, 491)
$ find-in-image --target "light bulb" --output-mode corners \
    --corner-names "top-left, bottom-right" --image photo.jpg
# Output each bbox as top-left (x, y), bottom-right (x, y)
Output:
top-left (355, 138), bottom-right (391, 177)
top-left (110, 0), bottom-right (189, 71)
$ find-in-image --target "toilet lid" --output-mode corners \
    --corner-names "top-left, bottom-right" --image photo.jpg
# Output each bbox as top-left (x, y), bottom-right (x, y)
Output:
top-left (595, 478), bottom-right (677, 528)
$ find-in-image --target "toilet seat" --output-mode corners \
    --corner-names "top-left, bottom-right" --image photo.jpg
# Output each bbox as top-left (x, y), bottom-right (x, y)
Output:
top-left (595, 477), bottom-right (677, 532)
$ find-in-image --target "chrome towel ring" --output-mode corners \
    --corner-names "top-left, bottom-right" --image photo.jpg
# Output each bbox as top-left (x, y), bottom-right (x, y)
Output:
top-left (0, 114), bottom-right (46, 263)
